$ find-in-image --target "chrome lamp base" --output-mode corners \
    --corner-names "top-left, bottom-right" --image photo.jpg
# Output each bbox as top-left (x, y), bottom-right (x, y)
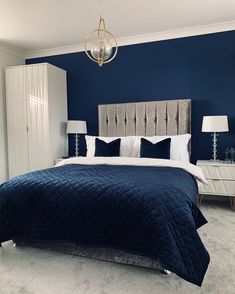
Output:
top-left (74, 134), bottom-right (80, 157)
top-left (211, 132), bottom-right (219, 161)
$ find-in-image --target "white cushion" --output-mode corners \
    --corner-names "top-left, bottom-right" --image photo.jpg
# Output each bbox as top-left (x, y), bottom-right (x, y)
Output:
top-left (133, 134), bottom-right (191, 162)
top-left (85, 135), bottom-right (136, 157)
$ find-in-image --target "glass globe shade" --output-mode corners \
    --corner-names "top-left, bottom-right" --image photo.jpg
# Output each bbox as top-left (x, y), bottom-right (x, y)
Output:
top-left (90, 38), bottom-right (113, 61)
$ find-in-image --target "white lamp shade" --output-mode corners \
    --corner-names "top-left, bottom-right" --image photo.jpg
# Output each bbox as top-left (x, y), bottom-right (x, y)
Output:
top-left (66, 120), bottom-right (87, 134)
top-left (202, 116), bottom-right (229, 132)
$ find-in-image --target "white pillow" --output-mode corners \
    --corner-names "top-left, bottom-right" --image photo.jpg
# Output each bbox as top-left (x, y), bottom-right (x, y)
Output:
top-left (85, 135), bottom-right (136, 157)
top-left (133, 134), bottom-right (191, 162)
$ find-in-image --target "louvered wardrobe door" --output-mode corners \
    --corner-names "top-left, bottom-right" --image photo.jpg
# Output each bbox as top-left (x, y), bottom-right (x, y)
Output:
top-left (5, 66), bottom-right (29, 178)
top-left (25, 64), bottom-right (52, 172)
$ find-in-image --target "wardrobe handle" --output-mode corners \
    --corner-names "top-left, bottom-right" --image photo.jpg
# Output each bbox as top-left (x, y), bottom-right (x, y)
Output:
top-left (26, 126), bottom-right (29, 132)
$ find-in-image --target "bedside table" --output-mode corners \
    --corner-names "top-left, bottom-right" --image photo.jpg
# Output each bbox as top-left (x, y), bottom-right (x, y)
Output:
top-left (197, 160), bottom-right (235, 210)
top-left (55, 158), bottom-right (64, 165)
top-left (55, 157), bottom-right (69, 165)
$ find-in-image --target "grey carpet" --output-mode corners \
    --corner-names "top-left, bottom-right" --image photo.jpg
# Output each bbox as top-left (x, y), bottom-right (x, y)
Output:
top-left (0, 201), bottom-right (235, 294)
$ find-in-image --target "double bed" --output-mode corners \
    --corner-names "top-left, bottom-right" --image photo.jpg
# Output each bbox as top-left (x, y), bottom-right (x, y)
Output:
top-left (0, 99), bottom-right (210, 286)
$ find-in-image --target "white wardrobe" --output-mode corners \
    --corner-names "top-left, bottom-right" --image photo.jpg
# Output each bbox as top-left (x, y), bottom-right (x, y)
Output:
top-left (5, 63), bottom-right (68, 179)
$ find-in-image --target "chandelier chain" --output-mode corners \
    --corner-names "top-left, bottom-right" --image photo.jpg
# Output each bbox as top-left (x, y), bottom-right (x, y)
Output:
top-left (99, 0), bottom-right (103, 18)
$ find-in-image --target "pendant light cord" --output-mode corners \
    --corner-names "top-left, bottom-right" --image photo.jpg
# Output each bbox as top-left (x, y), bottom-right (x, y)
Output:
top-left (99, 0), bottom-right (103, 18)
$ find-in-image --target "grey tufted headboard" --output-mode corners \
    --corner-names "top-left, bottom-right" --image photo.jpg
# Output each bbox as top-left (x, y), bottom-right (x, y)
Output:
top-left (98, 99), bottom-right (191, 137)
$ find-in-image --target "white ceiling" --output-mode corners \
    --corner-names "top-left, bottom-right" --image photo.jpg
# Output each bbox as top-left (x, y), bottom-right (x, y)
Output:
top-left (1, 0), bottom-right (235, 56)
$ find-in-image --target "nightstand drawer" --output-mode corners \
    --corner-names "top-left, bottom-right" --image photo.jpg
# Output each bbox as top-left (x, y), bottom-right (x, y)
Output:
top-left (199, 179), bottom-right (235, 196)
top-left (200, 165), bottom-right (235, 180)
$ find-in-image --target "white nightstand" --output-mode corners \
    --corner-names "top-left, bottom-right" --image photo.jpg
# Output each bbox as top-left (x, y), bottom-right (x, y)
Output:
top-left (55, 158), bottom-right (67, 165)
top-left (197, 160), bottom-right (235, 210)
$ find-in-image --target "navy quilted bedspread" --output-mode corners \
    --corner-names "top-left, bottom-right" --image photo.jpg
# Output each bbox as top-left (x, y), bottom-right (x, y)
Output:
top-left (0, 164), bottom-right (209, 286)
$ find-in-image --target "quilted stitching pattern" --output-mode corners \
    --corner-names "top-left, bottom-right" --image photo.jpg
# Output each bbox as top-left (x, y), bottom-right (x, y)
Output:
top-left (0, 164), bottom-right (209, 286)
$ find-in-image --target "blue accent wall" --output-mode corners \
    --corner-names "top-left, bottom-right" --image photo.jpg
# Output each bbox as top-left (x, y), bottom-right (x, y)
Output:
top-left (26, 31), bottom-right (235, 163)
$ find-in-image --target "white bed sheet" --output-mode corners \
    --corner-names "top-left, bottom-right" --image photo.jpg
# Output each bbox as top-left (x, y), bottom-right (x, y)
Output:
top-left (56, 157), bottom-right (207, 185)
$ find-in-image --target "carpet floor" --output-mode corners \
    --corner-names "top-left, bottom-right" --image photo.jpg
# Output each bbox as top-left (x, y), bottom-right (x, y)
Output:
top-left (0, 201), bottom-right (234, 294)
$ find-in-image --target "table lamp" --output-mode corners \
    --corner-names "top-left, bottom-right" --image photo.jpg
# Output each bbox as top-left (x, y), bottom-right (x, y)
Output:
top-left (202, 116), bottom-right (229, 161)
top-left (67, 120), bottom-right (87, 156)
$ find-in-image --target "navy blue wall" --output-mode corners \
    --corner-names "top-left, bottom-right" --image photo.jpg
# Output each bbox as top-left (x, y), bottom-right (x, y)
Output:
top-left (26, 31), bottom-right (235, 163)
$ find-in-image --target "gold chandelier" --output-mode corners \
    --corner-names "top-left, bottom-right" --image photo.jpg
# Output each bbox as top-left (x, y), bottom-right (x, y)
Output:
top-left (84, 16), bottom-right (118, 67)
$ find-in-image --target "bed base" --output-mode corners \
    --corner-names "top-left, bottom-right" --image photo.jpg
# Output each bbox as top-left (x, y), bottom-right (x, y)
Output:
top-left (8, 239), bottom-right (170, 276)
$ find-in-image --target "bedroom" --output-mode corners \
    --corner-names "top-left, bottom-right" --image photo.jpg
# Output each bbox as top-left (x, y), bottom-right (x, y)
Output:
top-left (0, 0), bottom-right (234, 293)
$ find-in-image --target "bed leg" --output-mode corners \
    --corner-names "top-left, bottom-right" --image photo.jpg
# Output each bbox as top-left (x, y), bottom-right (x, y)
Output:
top-left (160, 269), bottom-right (171, 276)
top-left (198, 194), bottom-right (203, 207)
top-left (230, 197), bottom-right (235, 210)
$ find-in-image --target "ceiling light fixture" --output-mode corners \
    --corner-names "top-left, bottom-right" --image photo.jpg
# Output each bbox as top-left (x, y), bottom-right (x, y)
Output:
top-left (84, 0), bottom-right (118, 67)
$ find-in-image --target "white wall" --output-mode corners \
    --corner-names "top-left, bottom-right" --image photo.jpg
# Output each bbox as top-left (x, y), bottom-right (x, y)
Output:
top-left (0, 45), bottom-right (24, 183)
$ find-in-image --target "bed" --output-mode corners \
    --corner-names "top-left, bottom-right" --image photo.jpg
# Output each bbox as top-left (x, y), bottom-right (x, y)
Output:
top-left (0, 99), bottom-right (210, 286)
